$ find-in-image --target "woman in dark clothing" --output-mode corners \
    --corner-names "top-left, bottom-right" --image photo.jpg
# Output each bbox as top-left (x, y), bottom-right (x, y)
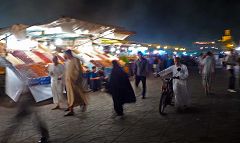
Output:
top-left (109, 60), bottom-right (136, 116)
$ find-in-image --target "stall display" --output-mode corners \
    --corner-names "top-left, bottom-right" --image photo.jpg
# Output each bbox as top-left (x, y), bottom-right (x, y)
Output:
top-left (10, 50), bottom-right (35, 64)
top-left (90, 60), bottom-right (103, 67)
top-left (6, 54), bottom-right (25, 65)
top-left (25, 52), bottom-right (43, 63)
top-left (0, 17), bottom-right (134, 102)
top-left (32, 51), bottom-right (52, 63)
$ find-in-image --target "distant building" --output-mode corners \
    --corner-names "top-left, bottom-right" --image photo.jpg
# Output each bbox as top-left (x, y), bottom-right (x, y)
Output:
top-left (193, 41), bottom-right (220, 53)
top-left (219, 30), bottom-right (236, 50)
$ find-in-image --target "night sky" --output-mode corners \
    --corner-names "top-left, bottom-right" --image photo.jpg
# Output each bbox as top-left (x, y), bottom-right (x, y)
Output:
top-left (1, 0), bottom-right (240, 48)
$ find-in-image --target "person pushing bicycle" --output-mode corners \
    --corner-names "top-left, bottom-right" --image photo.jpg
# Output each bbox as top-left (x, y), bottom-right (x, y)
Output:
top-left (157, 57), bottom-right (190, 112)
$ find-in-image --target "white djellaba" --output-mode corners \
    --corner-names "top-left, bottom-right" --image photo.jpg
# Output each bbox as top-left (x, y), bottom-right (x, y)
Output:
top-left (158, 64), bottom-right (190, 108)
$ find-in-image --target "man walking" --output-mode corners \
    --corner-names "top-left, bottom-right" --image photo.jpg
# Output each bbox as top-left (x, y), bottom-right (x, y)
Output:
top-left (225, 49), bottom-right (237, 93)
top-left (1, 96), bottom-right (49, 143)
top-left (64, 49), bottom-right (88, 116)
top-left (201, 51), bottom-right (215, 95)
top-left (135, 51), bottom-right (148, 99)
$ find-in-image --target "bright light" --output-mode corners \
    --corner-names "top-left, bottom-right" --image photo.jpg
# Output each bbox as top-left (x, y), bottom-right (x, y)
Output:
top-left (200, 47), bottom-right (203, 50)
top-left (205, 47), bottom-right (208, 49)
top-left (137, 46), bottom-right (148, 53)
top-left (164, 46), bottom-right (168, 49)
top-left (98, 46), bottom-right (104, 51)
top-left (211, 47), bottom-right (215, 49)
top-left (175, 48), bottom-right (179, 50)
top-left (83, 30), bottom-right (89, 34)
top-left (224, 51), bottom-right (230, 55)
top-left (102, 30), bottom-right (115, 39)
top-left (116, 50), bottom-right (120, 54)
top-left (55, 39), bottom-right (63, 46)
top-left (43, 42), bottom-right (48, 46)
top-left (159, 50), bottom-right (166, 55)
top-left (45, 27), bottom-right (62, 34)
top-left (110, 47), bottom-right (116, 52)
top-left (148, 44), bottom-right (152, 47)
top-left (156, 45), bottom-right (161, 49)
top-left (183, 52), bottom-right (187, 55)
top-left (128, 46), bottom-right (135, 51)
top-left (153, 50), bottom-right (159, 54)
top-left (7, 36), bottom-right (38, 50)
top-left (27, 26), bottom-right (45, 31)
top-left (75, 29), bottom-right (89, 34)
top-left (49, 44), bottom-right (56, 50)
top-left (173, 51), bottom-right (177, 55)
top-left (190, 54), bottom-right (193, 57)
top-left (236, 47), bottom-right (240, 51)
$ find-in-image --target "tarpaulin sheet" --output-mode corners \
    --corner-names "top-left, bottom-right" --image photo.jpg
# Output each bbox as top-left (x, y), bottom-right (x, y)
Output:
top-left (5, 67), bottom-right (53, 102)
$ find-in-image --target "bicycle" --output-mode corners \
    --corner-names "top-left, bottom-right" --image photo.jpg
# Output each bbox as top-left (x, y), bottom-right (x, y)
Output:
top-left (155, 68), bottom-right (181, 115)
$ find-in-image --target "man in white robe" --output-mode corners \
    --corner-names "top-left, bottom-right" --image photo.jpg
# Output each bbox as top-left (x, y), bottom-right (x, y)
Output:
top-left (201, 51), bottom-right (215, 95)
top-left (158, 57), bottom-right (190, 110)
top-left (48, 56), bottom-right (65, 110)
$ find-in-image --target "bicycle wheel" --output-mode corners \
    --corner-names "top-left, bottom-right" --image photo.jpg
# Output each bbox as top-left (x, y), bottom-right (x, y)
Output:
top-left (159, 92), bottom-right (167, 115)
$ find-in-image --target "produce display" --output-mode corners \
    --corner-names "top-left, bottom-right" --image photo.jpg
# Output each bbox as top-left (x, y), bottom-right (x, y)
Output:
top-left (15, 63), bottom-right (50, 85)
top-left (6, 45), bottom-right (123, 86)
top-left (32, 51), bottom-right (52, 63)
top-left (90, 60), bottom-right (103, 67)
top-left (29, 64), bottom-right (49, 77)
top-left (10, 50), bottom-right (35, 64)
top-left (57, 55), bottom-right (65, 62)
top-left (25, 52), bottom-right (43, 63)
top-left (6, 54), bottom-right (25, 65)
top-left (15, 63), bottom-right (48, 78)
top-left (15, 64), bottom-right (37, 78)
top-left (98, 60), bottom-right (112, 67)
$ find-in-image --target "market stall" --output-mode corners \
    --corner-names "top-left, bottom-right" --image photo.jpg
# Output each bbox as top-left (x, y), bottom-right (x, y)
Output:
top-left (0, 17), bottom-right (133, 102)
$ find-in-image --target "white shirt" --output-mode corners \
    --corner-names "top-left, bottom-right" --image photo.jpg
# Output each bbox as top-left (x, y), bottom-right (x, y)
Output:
top-left (48, 63), bottom-right (64, 81)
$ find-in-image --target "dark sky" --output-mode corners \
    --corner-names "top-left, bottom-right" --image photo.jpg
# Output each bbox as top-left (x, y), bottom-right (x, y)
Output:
top-left (1, 0), bottom-right (240, 48)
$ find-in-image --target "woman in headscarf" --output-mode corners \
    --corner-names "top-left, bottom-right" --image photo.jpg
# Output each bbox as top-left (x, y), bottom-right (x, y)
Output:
top-left (109, 60), bottom-right (136, 117)
top-left (64, 49), bottom-right (88, 116)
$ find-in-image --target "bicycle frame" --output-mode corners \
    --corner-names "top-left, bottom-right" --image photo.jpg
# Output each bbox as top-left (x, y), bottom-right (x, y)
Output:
top-left (162, 78), bottom-right (173, 94)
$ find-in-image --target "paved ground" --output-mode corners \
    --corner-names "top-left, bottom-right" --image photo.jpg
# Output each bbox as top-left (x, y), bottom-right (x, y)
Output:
top-left (0, 68), bottom-right (240, 143)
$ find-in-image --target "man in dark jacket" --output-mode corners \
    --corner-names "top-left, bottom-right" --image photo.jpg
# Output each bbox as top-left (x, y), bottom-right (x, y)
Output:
top-left (134, 51), bottom-right (149, 99)
top-left (109, 60), bottom-right (136, 117)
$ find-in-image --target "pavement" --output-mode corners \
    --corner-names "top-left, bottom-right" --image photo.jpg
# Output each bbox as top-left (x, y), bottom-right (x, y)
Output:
top-left (0, 67), bottom-right (240, 143)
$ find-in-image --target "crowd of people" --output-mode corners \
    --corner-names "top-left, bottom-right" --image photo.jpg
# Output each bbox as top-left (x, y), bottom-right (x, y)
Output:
top-left (7, 49), bottom-right (240, 143)
top-left (47, 50), bottom-right (193, 119)
top-left (198, 49), bottom-right (240, 94)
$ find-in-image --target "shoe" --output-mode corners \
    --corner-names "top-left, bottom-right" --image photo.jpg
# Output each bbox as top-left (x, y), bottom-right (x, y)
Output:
top-left (38, 137), bottom-right (48, 143)
top-left (51, 106), bottom-right (60, 110)
top-left (64, 108), bottom-right (70, 112)
top-left (142, 96), bottom-right (146, 99)
top-left (81, 105), bottom-right (87, 112)
top-left (228, 89), bottom-right (237, 93)
top-left (115, 115), bottom-right (124, 120)
top-left (64, 111), bottom-right (74, 116)
top-left (117, 113), bottom-right (124, 116)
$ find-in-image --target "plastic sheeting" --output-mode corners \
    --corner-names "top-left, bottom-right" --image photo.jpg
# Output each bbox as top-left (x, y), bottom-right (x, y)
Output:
top-left (29, 84), bottom-right (52, 102)
top-left (5, 67), bottom-right (25, 102)
top-left (5, 67), bottom-right (53, 102)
